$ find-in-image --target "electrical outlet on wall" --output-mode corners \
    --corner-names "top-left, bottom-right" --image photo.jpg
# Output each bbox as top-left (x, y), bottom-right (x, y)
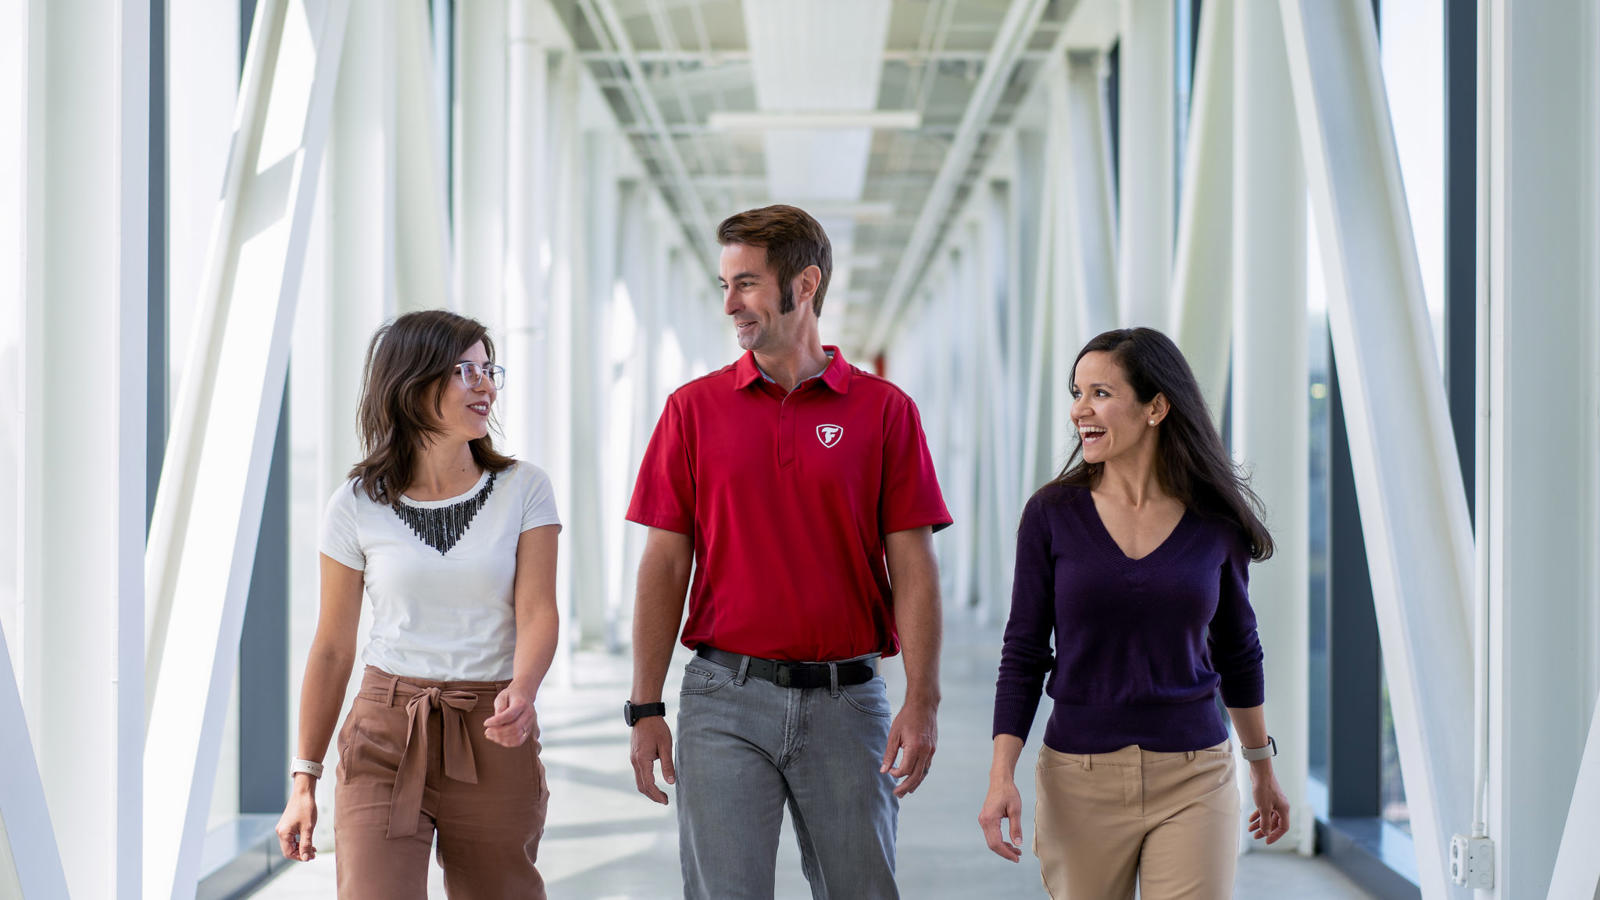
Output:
top-left (1449, 834), bottom-right (1494, 889)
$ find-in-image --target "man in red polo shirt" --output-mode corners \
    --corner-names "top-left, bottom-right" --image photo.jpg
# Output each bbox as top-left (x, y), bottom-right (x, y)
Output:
top-left (624, 205), bottom-right (951, 899)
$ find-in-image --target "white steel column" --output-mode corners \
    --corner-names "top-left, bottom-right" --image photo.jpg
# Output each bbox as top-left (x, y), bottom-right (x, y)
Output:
top-left (453, 0), bottom-right (507, 330)
top-left (1280, 1), bottom-right (1474, 895)
top-left (503, 1), bottom-right (550, 469)
top-left (324, 0), bottom-right (398, 494)
top-left (1116, 0), bottom-right (1175, 329)
top-left (1169, 0), bottom-right (1233, 421)
top-left (1228, 0), bottom-right (1309, 856)
top-left (1484, 1), bottom-right (1600, 896)
top-left (1060, 53), bottom-right (1119, 343)
top-left (577, 130), bottom-right (619, 646)
top-left (393, 0), bottom-right (452, 310)
top-left (544, 50), bottom-right (580, 688)
top-left (143, 1), bottom-right (350, 896)
top-left (19, 0), bottom-right (148, 896)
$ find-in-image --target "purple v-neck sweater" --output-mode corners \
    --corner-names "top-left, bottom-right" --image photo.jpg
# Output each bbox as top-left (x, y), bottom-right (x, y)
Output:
top-left (992, 483), bottom-right (1265, 754)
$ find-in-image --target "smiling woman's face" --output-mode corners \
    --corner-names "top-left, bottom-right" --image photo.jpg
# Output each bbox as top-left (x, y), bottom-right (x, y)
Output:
top-left (431, 340), bottom-right (495, 444)
top-left (1069, 350), bottom-right (1160, 465)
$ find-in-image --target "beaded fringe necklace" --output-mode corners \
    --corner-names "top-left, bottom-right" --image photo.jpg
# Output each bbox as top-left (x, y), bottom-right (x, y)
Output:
top-left (391, 470), bottom-right (498, 555)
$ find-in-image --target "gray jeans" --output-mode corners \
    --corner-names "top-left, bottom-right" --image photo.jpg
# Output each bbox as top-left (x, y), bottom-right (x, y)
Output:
top-left (675, 653), bottom-right (899, 900)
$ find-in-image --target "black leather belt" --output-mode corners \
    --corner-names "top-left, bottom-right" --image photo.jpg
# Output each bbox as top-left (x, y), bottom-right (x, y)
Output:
top-left (695, 646), bottom-right (876, 689)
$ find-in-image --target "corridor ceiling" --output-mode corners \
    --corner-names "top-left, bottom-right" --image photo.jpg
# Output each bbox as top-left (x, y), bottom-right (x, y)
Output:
top-left (553, 0), bottom-right (1083, 353)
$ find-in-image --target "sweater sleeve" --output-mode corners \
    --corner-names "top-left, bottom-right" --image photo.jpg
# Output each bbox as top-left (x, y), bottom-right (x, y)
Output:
top-left (1208, 536), bottom-right (1265, 708)
top-left (992, 493), bottom-right (1058, 741)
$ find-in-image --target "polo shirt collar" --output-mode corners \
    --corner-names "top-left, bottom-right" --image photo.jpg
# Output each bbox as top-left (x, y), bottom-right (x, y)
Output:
top-left (733, 346), bottom-right (853, 394)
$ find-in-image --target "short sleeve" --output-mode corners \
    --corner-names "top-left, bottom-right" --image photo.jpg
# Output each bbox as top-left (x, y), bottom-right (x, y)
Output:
top-left (519, 463), bottom-right (563, 532)
top-left (319, 481), bottom-right (366, 571)
top-left (880, 393), bottom-right (953, 534)
top-left (625, 393), bottom-right (695, 534)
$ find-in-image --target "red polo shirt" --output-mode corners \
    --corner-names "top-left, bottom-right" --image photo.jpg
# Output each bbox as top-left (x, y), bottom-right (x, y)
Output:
top-left (626, 347), bottom-right (952, 661)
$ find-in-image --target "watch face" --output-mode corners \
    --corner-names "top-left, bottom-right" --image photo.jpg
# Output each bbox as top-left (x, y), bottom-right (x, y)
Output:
top-left (623, 701), bottom-right (636, 726)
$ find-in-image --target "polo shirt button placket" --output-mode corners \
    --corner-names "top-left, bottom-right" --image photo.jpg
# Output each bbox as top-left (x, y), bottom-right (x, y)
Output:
top-left (778, 391), bottom-right (797, 469)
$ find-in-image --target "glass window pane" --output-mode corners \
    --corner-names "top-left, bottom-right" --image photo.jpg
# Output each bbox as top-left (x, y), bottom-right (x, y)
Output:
top-left (1380, 666), bottom-right (1412, 833)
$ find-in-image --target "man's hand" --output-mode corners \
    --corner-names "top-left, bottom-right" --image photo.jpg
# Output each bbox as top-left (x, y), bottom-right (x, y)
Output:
top-left (630, 716), bottom-right (676, 805)
top-left (880, 700), bottom-right (937, 797)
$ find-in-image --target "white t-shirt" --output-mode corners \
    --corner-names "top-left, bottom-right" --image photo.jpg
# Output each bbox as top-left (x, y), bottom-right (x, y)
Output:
top-left (319, 460), bottom-right (561, 681)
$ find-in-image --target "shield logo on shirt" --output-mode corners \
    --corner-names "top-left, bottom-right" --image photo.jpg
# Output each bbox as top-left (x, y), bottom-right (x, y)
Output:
top-left (816, 424), bottom-right (844, 448)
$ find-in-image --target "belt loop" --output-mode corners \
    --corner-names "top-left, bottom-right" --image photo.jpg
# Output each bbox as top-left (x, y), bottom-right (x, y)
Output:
top-left (735, 656), bottom-right (751, 686)
top-left (1185, 750), bottom-right (1196, 761)
top-left (1083, 754), bottom-right (1092, 772)
top-left (383, 673), bottom-right (399, 707)
top-left (828, 662), bottom-right (840, 697)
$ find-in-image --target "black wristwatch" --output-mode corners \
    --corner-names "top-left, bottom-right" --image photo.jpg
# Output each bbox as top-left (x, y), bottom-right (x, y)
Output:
top-left (623, 700), bottom-right (666, 727)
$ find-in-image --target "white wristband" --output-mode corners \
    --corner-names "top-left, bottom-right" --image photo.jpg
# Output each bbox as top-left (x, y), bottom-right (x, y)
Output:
top-left (290, 758), bottom-right (325, 779)
top-left (1241, 736), bottom-right (1277, 762)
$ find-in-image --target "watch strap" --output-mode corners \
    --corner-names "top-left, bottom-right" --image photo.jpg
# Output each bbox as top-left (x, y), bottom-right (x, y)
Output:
top-left (291, 758), bottom-right (325, 779)
top-left (1241, 736), bottom-right (1277, 762)
top-left (624, 700), bottom-right (666, 726)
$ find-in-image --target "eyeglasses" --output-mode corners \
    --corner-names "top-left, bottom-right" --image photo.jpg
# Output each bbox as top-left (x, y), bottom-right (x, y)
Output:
top-left (455, 361), bottom-right (506, 390)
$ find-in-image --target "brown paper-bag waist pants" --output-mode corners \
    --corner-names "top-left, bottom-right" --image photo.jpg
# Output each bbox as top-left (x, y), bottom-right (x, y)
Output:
top-left (1033, 740), bottom-right (1238, 900)
top-left (334, 665), bottom-right (548, 899)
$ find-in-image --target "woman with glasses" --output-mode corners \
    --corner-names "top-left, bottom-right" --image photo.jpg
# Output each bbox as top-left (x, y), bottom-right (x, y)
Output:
top-left (275, 309), bottom-right (560, 898)
top-left (979, 328), bottom-right (1290, 899)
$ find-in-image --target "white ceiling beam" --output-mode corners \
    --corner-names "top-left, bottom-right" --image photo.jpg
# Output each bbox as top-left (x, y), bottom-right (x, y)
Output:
top-left (864, 0), bottom-right (1052, 354)
top-left (580, 0), bottom-right (717, 273)
top-left (707, 110), bottom-right (921, 131)
top-left (578, 49), bottom-right (1050, 64)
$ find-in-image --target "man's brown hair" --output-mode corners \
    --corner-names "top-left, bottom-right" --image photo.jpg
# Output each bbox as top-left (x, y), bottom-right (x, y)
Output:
top-left (716, 205), bottom-right (833, 317)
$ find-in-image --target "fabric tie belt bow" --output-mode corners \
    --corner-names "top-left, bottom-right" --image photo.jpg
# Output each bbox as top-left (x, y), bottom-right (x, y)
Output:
top-left (387, 686), bottom-right (481, 838)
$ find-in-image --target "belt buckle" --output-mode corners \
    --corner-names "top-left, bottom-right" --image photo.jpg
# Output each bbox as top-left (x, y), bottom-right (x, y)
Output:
top-left (773, 664), bottom-right (792, 688)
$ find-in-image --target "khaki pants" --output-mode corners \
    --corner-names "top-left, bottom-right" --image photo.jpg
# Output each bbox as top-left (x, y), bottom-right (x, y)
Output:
top-left (334, 666), bottom-right (548, 899)
top-left (1033, 741), bottom-right (1238, 900)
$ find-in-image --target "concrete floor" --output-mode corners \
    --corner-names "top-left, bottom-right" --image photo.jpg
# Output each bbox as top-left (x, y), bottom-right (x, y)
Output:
top-left (253, 627), bottom-right (1372, 899)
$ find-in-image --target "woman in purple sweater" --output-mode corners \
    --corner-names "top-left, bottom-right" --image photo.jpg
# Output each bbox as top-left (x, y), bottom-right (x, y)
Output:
top-left (979, 328), bottom-right (1290, 899)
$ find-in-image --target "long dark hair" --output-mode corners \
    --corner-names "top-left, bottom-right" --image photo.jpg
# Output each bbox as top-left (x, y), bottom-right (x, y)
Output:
top-left (349, 310), bottom-right (514, 504)
top-left (1051, 328), bottom-right (1275, 561)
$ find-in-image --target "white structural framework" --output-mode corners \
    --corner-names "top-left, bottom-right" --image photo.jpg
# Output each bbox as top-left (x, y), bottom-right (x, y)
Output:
top-left (2, 1), bottom-right (1599, 899)
top-left (143, 1), bottom-right (351, 897)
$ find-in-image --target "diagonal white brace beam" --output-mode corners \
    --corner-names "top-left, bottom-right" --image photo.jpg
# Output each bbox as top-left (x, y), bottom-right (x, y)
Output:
top-left (1168, 0), bottom-right (1233, 423)
top-left (865, 0), bottom-right (1050, 355)
top-left (1547, 693), bottom-right (1600, 898)
top-left (1279, 1), bottom-right (1475, 896)
top-left (0, 631), bottom-right (67, 898)
top-left (143, 1), bottom-right (351, 897)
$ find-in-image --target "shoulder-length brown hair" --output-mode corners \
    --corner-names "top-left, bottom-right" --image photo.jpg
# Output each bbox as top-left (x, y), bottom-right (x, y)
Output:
top-left (1051, 328), bottom-right (1275, 561)
top-left (348, 310), bottom-right (515, 504)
